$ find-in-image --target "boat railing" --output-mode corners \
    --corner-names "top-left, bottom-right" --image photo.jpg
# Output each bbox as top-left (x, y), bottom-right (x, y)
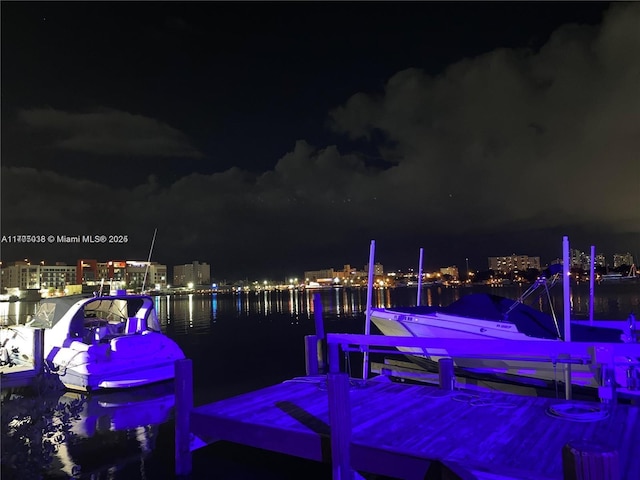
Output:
top-left (504, 271), bottom-right (561, 336)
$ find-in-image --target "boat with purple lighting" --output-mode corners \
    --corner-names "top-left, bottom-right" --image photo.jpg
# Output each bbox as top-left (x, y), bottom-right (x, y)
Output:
top-left (0, 292), bottom-right (185, 391)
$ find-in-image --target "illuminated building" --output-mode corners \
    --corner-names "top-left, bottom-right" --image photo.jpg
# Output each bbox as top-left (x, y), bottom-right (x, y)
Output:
top-left (613, 252), bottom-right (634, 268)
top-left (1, 261), bottom-right (75, 290)
top-left (173, 261), bottom-right (211, 287)
top-left (488, 255), bottom-right (540, 274)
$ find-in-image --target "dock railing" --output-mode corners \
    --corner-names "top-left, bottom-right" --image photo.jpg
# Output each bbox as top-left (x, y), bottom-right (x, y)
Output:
top-left (325, 333), bottom-right (640, 396)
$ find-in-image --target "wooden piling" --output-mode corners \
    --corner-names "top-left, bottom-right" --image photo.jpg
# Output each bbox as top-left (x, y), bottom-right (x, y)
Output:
top-left (562, 440), bottom-right (620, 480)
top-left (328, 371), bottom-right (353, 480)
top-left (438, 357), bottom-right (455, 390)
top-left (175, 358), bottom-right (193, 476)
top-left (313, 293), bottom-right (327, 373)
top-left (313, 293), bottom-right (325, 340)
top-left (328, 341), bottom-right (341, 374)
top-left (305, 334), bottom-right (319, 376)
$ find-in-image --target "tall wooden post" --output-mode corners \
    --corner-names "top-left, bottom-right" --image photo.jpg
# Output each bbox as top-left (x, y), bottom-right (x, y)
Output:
top-left (305, 335), bottom-right (319, 376)
top-left (328, 372), bottom-right (353, 480)
top-left (328, 338), bottom-right (341, 374)
top-left (313, 292), bottom-right (325, 340)
top-left (175, 358), bottom-right (193, 476)
top-left (313, 293), bottom-right (327, 372)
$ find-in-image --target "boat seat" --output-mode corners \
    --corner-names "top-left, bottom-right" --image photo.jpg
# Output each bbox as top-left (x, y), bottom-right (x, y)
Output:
top-left (94, 326), bottom-right (109, 343)
top-left (125, 317), bottom-right (146, 334)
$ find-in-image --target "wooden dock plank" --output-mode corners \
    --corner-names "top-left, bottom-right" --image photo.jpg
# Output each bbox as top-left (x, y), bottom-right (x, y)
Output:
top-left (189, 377), bottom-right (640, 479)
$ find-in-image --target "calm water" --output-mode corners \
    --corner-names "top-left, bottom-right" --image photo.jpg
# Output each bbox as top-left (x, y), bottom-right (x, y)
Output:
top-left (1, 283), bottom-right (638, 479)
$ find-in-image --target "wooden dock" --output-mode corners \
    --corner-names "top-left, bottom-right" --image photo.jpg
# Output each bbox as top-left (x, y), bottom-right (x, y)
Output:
top-left (177, 370), bottom-right (639, 479)
top-left (0, 328), bottom-right (45, 390)
top-left (175, 332), bottom-right (640, 479)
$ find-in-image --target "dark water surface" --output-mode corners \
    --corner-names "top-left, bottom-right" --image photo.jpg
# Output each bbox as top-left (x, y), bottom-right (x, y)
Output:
top-left (2, 283), bottom-right (638, 479)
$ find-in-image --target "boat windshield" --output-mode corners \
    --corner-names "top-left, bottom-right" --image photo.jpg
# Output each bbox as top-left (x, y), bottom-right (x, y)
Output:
top-left (82, 296), bottom-right (161, 332)
top-left (30, 295), bottom-right (90, 328)
top-left (30, 295), bottom-right (161, 332)
top-left (84, 298), bottom-right (133, 323)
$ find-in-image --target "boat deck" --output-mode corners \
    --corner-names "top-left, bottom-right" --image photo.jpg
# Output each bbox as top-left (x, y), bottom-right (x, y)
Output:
top-left (187, 376), bottom-right (640, 479)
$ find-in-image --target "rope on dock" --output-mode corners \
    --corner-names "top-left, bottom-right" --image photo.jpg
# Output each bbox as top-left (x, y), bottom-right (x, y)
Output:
top-left (282, 375), bottom-right (372, 391)
top-left (546, 403), bottom-right (609, 422)
top-left (450, 393), bottom-right (519, 409)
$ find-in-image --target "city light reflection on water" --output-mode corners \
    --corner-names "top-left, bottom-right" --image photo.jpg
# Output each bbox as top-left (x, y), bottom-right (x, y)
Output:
top-left (0, 283), bottom-right (637, 327)
top-left (149, 282), bottom-right (639, 336)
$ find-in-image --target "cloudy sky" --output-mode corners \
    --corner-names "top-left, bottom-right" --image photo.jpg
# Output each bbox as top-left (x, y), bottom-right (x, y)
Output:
top-left (1, 2), bottom-right (638, 280)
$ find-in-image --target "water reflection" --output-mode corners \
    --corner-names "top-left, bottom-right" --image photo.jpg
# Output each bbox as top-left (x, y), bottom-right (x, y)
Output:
top-left (150, 284), bottom-right (639, 334)
top-left (1, 283), bottom-right (637, 329)
top-left (1, 383), bottom-right (174, 480)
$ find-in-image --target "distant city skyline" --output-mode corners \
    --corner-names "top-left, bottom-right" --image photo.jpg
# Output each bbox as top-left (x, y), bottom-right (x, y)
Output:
top-left (1, 246), bottom-right (635, 287)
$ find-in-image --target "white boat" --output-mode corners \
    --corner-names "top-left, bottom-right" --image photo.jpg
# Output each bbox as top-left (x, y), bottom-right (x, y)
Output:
top-left (0, 293), bottom-right (185, 391)
top-left (370, 288), bottom-right (639, 390)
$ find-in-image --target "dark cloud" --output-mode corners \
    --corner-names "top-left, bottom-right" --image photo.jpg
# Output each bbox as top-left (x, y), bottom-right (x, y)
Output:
top-left (16, 108), bottom-right (203, 158)
top-left (1, 3), bottom-right (638, 278)
top-left (329, 3), bottom-right (640, 237)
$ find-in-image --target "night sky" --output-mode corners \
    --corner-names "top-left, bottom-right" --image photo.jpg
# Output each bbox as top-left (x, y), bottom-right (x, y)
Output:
top-left (1, 2), bottom-right (638, 280)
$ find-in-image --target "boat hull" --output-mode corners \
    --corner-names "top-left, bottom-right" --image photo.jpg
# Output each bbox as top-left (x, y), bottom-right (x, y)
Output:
top-left (56, 360), bottom-right (181, 391)
top-left (370, 309), bottom-right (600, 388)
top-left (48, 332), bottom-right (185, 391)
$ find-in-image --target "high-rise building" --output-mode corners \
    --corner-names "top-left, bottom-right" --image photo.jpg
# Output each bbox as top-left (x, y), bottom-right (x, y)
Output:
top-left (570, 249), bottom-right (588, 269)
top-left (613, 252), bottom-right (634, 268)
top-left (173, 261), bottom-right (211, 286)
top-left (488, 254), bottom-right (541, 274)
top-left (303, 268), bottom-right (336, 286)
top-left (39, 264), bottom-right (77, 290)
top-left (364, 263), bottom-right (384, 276)
top-left (76, 259), bottom-right (167, 289)
top-left (1, 261), bottom-right (75, 290)
top-left (125, 261), bottom-right (168, 289)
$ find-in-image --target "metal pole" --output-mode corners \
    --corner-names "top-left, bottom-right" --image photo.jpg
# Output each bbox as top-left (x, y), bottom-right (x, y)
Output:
top-left (466, 257), bottom-right (470, 283)
top-left (589, 245), bottom-right (595, 326)
top-left (363, 240), bottom-right (375, 380)
top-left (142, 228), bottom-right (158, 292)
top-left (563, 236), bottom-right (572, 400)
top-left (416, 248), bottom-right (424, 306)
